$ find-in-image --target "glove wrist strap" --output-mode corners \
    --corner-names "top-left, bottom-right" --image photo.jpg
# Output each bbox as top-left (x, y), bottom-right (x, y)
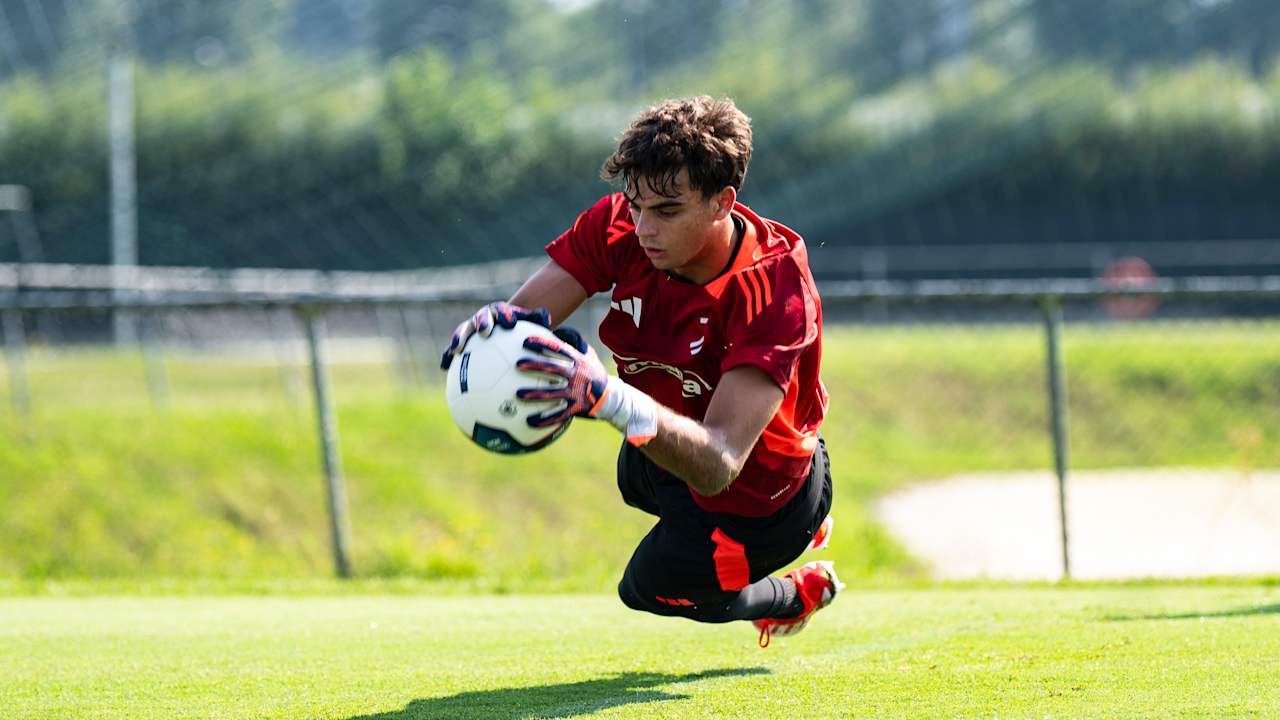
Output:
top-left (595, 377), bottom-right (658, 446)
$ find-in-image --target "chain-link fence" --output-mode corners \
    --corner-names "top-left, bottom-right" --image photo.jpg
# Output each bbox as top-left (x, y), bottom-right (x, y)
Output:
top-left (827, 287), bottom-right (1280, 580)
top-left (3, 272), bottom-right (1277, 582)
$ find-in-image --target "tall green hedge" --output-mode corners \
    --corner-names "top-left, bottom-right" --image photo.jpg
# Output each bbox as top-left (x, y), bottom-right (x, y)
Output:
top-left (1, 56), bottom-right (1277, 270)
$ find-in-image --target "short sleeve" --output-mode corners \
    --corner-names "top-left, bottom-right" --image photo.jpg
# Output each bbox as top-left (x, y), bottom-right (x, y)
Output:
top-left (545, 194), bottom-right (629, 296)
top-left (720, 257), bottom-right (819, 391)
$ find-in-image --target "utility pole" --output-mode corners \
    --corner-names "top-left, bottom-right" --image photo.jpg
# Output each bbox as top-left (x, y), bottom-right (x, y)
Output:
top-left (0, 185), bottom-right (35, 417)
top-left (109, 3), bottom-right (138, 345)
top-left (0, 183), bottom-right (58, 344)
top-left (0, 186), bottom-right (43, 267)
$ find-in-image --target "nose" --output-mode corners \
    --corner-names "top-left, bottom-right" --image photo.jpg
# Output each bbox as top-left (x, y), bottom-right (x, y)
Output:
top-left (633, 210), bottom-right (658, 238)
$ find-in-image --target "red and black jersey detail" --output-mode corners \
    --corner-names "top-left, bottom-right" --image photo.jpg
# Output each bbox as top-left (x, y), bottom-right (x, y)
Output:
top-left (546, 193), bottom-right (828, 517)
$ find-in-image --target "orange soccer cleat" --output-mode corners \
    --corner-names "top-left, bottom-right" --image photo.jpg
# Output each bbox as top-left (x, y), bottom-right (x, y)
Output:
top-left (752, 560), bottom-right (844, 648)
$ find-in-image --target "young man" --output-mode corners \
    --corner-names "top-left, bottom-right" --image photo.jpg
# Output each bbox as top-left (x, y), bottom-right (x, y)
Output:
top-left (440, 96), bottom-right (839, 646)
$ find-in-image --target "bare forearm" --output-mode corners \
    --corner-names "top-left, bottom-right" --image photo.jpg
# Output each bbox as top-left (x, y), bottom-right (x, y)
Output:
top-left (577, 369), bottom-right (776, 499)
top-left (508, 260), bottom-right (588, 327)
top-left (639, 406), bottom-right (743, 497)
top-left (595, 369), bottom-right (780, 497)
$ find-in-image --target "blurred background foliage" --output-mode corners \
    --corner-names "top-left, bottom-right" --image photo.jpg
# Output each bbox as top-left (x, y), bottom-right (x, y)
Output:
top-left (3, 1), bottom-right (1279, 585)
top-left (1, 0), bottom-right (1278, 272)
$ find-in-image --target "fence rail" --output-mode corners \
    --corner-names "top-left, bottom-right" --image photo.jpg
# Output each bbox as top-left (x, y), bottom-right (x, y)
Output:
top-left (4, 263), bottom-right (1280, 309)
top-left (0, 259), bottom-right (546, 296)
top-left (813, 239), bottom-right (1280, 281)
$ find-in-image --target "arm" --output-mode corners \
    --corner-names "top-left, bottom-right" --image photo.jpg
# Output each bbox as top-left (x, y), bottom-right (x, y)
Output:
top-left (638, 365), bottom-right (783, 496)
top-left (510, 259), bottom-right (590, 328)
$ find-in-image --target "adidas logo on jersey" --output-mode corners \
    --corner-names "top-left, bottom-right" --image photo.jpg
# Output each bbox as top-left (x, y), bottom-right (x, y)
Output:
top-left (690, 317), bottom-right (709, 355)
top-left (610, 296), bottom-right (642, 327)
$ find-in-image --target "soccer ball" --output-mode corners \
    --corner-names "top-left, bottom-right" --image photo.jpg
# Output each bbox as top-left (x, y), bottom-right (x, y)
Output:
top-left (445, 320), bottom-right (571, 454)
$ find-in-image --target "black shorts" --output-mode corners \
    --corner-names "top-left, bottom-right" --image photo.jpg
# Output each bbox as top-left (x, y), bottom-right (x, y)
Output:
top-left (615, 436), bottom-right (833, 622)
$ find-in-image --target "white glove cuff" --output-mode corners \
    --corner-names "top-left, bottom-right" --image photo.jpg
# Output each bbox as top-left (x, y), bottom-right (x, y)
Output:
top-left (595, 376), bottom-right (658, 446)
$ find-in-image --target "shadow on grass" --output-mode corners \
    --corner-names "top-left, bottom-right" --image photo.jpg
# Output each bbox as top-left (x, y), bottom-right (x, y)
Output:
top-left (1106, 603), bottom-right (1280, 622)
top-left (343, 667), bottom-right (768, 720)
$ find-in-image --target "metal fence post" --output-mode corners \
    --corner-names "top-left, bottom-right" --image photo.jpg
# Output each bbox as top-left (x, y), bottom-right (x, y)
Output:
top-left (1, 310), bottom-right (31, 418)
top-left (377, 305), bottom-right (415, 388)
top-left (1040, 297), bottom-right (1071, 579)
top-left (298, 306), bottom-right (353, 578)
top-left (397, 305), bottom-right (421, 387)
top-left (267, 307), bottom-right (305, 407)
top-left (417, 304), bottom-right (439, 379)
top-left (140, 312), bottom-right (169, 409)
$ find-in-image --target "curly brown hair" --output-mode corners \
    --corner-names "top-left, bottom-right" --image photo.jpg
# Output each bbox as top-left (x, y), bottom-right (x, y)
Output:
top-left (601, 96), bottom-right (753, 200)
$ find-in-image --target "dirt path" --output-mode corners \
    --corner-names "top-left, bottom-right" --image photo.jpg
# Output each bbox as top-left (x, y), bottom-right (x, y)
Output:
top-left (873, 469), bottom-right (1280, 580)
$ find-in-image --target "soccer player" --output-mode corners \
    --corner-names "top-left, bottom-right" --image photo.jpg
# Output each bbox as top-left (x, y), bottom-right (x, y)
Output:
top-left (440, 96), bottom-right (839, 646)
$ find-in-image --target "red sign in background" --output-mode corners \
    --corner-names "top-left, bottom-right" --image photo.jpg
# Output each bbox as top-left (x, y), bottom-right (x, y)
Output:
top-left (1101, 256), bottom-right (1160, 319)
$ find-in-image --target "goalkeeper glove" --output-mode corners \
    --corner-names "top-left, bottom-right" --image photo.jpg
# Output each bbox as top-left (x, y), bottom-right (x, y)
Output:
top-left (515, 326), bottom-right (658, 446)
top-left (439, 301), bottom-right (551, 370)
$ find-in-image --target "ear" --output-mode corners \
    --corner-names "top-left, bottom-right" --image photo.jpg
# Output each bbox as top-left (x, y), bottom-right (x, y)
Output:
top-left (713, 186), bottom-right (736, 219)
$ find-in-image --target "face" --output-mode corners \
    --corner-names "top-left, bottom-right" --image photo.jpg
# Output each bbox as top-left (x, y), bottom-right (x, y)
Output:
top-left (626, 169), bottom-right (735, 282)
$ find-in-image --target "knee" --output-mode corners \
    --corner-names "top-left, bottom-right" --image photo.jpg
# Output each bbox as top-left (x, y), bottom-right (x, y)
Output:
top-left (617, 573), bottom-right (680, 616)
top-left (617, 576), bottom-right (648, 612)
top-left (618, 575), bottom-right (735, 623)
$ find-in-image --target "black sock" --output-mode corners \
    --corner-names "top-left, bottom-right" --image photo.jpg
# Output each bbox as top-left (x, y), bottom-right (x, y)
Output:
top-left (726, 576), bottom-right (803, 621)
top-left (777, 576), bottom-right (804, 618)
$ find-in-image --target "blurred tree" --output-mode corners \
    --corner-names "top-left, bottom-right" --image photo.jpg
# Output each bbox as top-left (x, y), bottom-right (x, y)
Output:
top-left (369, 0), bottom-right (519, 63)
top-left (1031, 0), bottom-right (1190, 67)
top-left (1193, 0), bottom-right (1279, 75)
top-left (574, 0), bottom-right (723, 89)
top-left (286, 0), bottom-right (368, 56)
top-left (862, 0), bottom-right (952, 92)
top-left (1033, 0), bottom-right (1278, 74)
top-left (0, 0), bottom-right (72, 76)
top-left (789, 0), bottom-right (979, 96)
top-left (128, 0), bottom-right (284, 66)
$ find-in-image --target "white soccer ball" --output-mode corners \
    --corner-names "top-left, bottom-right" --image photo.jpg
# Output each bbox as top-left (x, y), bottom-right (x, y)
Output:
top-left (445, 320), bottom-right (572, 454)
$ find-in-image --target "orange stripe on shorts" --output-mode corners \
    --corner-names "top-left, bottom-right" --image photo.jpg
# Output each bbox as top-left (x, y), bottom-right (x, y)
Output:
top-left (711, 527), bottom-right (750, 591)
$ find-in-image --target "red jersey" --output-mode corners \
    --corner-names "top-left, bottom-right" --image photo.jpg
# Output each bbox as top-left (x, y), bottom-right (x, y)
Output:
top-left (546, 193), bottom-right (828, 517)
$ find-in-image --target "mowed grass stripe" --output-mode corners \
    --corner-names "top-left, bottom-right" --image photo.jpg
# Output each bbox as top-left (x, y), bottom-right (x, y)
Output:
top-left (2, 585), bottom-right (1278, 719)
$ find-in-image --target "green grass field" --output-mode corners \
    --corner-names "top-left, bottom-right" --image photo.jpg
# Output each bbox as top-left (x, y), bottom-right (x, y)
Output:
top-left (3, 583), bottom-right (1278, 718)
top-left (2, 321), bottom-right (1279, 717)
